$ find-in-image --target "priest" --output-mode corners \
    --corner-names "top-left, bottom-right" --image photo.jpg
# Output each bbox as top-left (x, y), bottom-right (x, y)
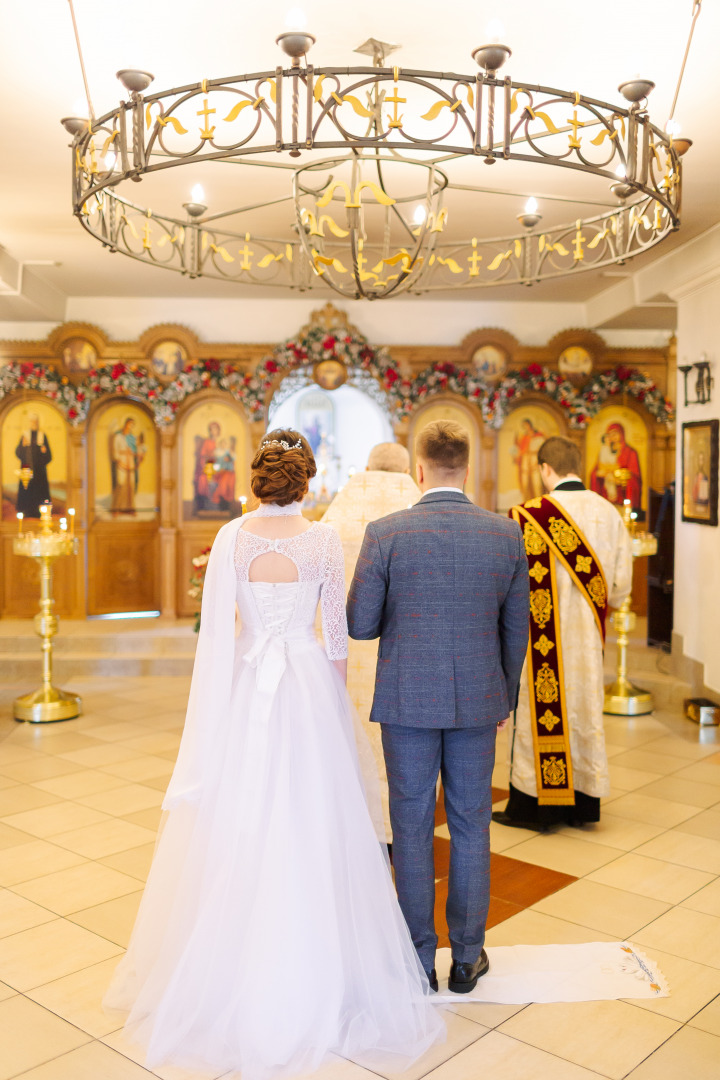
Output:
top-left (322, 442), bottom-right (420, 847)
top-left (495, 436), bottom-right (632, 829)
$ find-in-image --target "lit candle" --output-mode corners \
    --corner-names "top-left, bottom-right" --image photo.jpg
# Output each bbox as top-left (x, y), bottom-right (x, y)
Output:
top-left (68, 508), bottom-right (75, 537)
top-left (239, 495), bottom-right (247, 516)
top-left (59, 518), bottom-right (68, 532)
top-left (16, 512), bottom-right (23, 535)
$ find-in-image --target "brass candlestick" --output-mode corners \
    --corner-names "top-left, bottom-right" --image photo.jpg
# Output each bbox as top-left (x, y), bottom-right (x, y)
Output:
top-left (12, 504), bottom-right (82, 723)
top-left (604, 501), bottom-right (658, 716)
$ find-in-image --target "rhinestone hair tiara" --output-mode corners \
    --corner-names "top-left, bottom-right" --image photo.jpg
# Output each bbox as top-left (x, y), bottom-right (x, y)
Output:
top-left (260, 438), bottom-right (303, 451)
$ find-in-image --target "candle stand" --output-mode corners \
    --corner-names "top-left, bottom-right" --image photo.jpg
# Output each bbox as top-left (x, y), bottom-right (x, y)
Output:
top-left (604, 503), bottom-right (658, 716)
top-left (12, 506), bottom-right (82, 723)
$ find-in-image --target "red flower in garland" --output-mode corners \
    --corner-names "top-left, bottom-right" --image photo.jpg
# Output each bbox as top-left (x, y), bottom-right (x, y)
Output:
top-left (322, 335), bottom-right (336, 351)
top-left (68, 407), bottom-right (78, 420)
top-left (111, 363), bottom-right (126, 380)
top-left (616, 364), bottom-right (632, 382)
top-left (506, 387), bottom-right (516, 398)
top-left (344, 336), bottom-right (352, 344)
top-left (527, 363), bottom-right (543, 377)
top-left (75, 390), bottom-right (85, 402)
top-left (20, 363), bottom-right (34, 377)
top-left (264, 359), bottom-right (279, 374)
top-left (538, 380), bottom-right (546, 390)
top-left (473, 387), bottom-right (481, 397)
top-left (204, 358), bottom-right (221, 373)
top-left (384, 369), bottom-right (399, 385)
top-left (148, 389), bottom-right (156, 399)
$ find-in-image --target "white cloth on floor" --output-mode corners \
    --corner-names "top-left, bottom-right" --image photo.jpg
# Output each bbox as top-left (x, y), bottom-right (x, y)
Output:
top-left (433, 943), bottom-right (669, 1003)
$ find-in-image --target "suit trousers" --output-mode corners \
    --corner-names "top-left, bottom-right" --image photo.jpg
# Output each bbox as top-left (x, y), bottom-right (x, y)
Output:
top-left (381, 724), bottom-right (497, 972)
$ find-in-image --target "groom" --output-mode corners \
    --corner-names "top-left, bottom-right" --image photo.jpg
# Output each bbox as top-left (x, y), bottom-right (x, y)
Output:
top-left (347, 420), bottom-right (529, 993)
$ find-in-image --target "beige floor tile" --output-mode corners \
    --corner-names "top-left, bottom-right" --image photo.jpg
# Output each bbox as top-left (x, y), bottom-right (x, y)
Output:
top-left (643, 736), bottom-right (720, 761)
top-left (0, 786), bottom-right (60, 817)
top-left (0, 779), bottom-right (19, 793)
top-left (0, 839), bottom-right (87, 886)
top-left (607, 764), bottom-right (663, 791)
top-left (27, 956), bottom-right (124, 1037)
top-left (80, 722), bottom-right (156, 743)
top-left (33, 769), bottom-right (127, 799)
top-left (690, 995), bottom-right (720, 1038)
top-left (634, 830), bottom-right (720, 874)
top-left (12, 861), bottom-right (142, 916)
top-left (501, 833), bottom-right (620, 876)
top-left (138, 774), bottom-right (172, 793)
top-left (100, 756), bottom-right (175, 782)
top-left (53, 818), bottom-right (157, 859)
top-left (21, 732), bottom-right (104, 756)
top-left (488, 820), bottom-right (540, 853)
top-left (624, 945), bottom-right (720, 1023)
top-left (59, 744), bottom-right (142, 767)
top-left (368, 1009), bottom-right (487, 1080)
top-left (609, 748), bottom-right (685, 775)
top-left (0, 890), bottom-right (56, 937)
top-left (498, 999), bottom-right (679, 1079)
top-left (70, 890), bottom-right (143, 947)
top-left (15, 1041), bottom-right (159, 1079)
top-left (602, 792), bottom-right (699, 828)
top-left (0, 918), bottom-right (121, 990)
top-left (0, 993), bottom-right (91, 1078)
top-left (531, 880), bottom-right (670, 938)
top-left (587, 852), bottom-right (715, 904)
top-left (0, 982), bottom-right (15, 1002)
top-left (0, 822), bottom-right (41, 851)
top-left (625, 1025), bottom-right (720, 1080)
top-left (444, 1001), bottom-right (528, 1029)
top-left (554, 815), bottom-right (666, 852)
top-left (0, 744), bottom-right (36, 766)
top-left (635, 777), bottom-right (720, 809)
top-left (0, 757), bottom-right (84, 783)
top-left (77, 783), bottom-right (164, 817)
top-left (101, 843), bottom-right (156, 882)
top-left (681, 877), bottom-right (720, 917)
top-left (1, 801), bottom-right (111, 839)
top-left (486, 909), bottom-right (615, 947)
top-left (672, 759), bottom-right (720, 787)
top-left (123, 807), bottom-right (163, 830)
top-left (674, 808), bottom-right (720, 841)
top-left (122, 733), bottom-right (182, 755)
top-left (424, 1028), bottom-right (613, 1080)
top-left (634, 908), bottom-right (720, 968)
top-left (101, 1028), bottom-right (237, 1080)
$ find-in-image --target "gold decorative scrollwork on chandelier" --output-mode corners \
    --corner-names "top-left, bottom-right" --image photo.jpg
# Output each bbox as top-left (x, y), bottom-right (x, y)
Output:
top-left (62, 9), bottom-right (696, 300)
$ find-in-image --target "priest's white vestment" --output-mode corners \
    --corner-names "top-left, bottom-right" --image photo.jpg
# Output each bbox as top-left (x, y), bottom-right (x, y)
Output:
top-left (323, 470), bottom-right (421, 840)
top-left (509, 488), bottom-right (633, 801)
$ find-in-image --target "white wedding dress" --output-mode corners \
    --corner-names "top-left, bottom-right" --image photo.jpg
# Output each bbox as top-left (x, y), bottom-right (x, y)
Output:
top-left (105, 502), bottom-right (444, 1079)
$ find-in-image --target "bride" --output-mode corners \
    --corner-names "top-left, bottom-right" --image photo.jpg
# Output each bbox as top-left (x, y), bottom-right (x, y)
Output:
top-left (105, 428), bottom-right (445, 1079)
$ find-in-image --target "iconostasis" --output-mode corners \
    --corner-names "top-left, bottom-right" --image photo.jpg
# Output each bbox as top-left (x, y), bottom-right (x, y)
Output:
top-left (0, 314), bottom-right (675, 619)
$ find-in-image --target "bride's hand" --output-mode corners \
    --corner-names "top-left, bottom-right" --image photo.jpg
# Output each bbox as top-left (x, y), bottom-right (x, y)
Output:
top-left (332, 658), bottom-right (348, 685)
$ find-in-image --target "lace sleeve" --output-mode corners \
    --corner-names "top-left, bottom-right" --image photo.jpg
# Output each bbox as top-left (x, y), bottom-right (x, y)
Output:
top-left (320, 525), bottom-right (349, 661)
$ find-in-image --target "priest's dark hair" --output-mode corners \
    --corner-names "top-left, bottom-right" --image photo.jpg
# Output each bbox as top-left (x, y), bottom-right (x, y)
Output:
top-left (250, 428), bottom-right (317, 506)
top-left (537, 436), bottom-right (582, 478)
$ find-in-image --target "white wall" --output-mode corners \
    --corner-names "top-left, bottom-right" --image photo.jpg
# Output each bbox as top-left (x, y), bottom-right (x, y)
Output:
top-left (673, 276), bottom-right (720, 694)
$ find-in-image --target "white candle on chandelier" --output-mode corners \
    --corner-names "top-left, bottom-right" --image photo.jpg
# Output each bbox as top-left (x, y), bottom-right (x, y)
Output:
top-left (191, 184), bottom-right (205, 205)
top-left (413, 204), bottom-right (427, 225)
top-left (615, 163), bottom-right (627, 179)
top-left (484, 18), bottom-right (505, 43)
top-left (284, 6), bottom-right (308, 30)
top-left (68, 508), bottom-right (75, 537)
top-left (104, 150), bottom-right (116, 171)
top-left (59, 518), bottom-right (68, 532)
top-left (665, 119), bottom-right (681, 138)
top-left (524, 196), bottom-right (539, 215)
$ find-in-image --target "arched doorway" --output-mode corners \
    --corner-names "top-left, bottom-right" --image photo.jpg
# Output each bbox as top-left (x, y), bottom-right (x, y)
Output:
top-left (269, 372), bottom-right (395, 514)
top-left (86, 398), bottom-right (160, 616)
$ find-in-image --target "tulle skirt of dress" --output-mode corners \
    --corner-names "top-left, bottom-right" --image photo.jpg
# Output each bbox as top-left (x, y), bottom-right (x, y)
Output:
top-left (105, 638), bottom-right (445, 1079)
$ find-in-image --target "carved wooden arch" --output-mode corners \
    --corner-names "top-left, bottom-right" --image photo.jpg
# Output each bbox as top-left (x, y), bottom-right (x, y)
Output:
top-left (459, 327), bottom-right (520, 372)
top-left (547, 328), bottom-right (608, 367)
top-left (407, 392), bottom-right (488, 506)
top-left (137, 324), bottom-right (201, 362)
top-left (47, 322), bottom-right (109, 361)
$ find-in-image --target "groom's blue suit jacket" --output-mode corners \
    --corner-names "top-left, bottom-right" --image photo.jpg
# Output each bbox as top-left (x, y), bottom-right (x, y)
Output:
top-left (347, 490), bottom-right (530, 728)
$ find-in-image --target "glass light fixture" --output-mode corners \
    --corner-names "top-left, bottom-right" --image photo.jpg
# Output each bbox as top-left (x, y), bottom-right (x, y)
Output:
top-left (517, 196), bottom-right (541, 229)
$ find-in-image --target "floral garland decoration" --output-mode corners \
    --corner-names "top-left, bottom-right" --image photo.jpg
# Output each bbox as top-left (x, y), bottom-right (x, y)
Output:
top-left (481, 363), bottom-right (674, 430)
top-left (188, 546), bottom-right (212, 633)
top-left (0, 362), bottom-right (88, 423)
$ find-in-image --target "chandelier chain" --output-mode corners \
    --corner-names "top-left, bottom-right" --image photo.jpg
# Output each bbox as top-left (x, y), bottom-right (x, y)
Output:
top-left (668, 0), bottom-right (702, 124)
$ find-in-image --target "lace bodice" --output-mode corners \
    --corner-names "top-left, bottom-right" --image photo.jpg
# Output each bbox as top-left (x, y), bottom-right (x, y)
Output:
top-left (234, 521), bottom-right (348, 661)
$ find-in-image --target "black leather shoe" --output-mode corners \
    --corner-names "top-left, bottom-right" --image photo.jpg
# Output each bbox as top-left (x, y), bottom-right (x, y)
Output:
top-left (492, 810), bottom-right (549, 833)
top-left (448, 950), bottom-right (489, 994)
top-left (425, 968), bottom-right (438, 993)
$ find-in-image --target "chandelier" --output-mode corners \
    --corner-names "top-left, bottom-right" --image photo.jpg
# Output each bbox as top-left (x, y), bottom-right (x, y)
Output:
top-left (62, 8), bottom-right (696, 301)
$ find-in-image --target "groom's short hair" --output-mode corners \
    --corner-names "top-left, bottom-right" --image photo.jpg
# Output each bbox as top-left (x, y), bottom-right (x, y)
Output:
top-left (416, 420), bottom-right (469, 472)
top-left (537, 436), bottom-right (582, 478)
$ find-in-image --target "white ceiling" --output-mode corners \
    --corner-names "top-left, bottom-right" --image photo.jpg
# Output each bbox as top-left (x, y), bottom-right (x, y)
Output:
top-left (0, 0), bottom-right (718, 319)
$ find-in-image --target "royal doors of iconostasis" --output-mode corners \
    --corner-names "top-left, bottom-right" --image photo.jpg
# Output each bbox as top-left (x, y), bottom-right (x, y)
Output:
top-left (86, 399), bottom-right (160, 615)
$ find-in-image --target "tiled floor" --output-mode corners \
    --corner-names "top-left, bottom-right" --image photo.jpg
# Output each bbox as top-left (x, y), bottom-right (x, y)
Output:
top-left (0, 667), bottom-right (718, 1080)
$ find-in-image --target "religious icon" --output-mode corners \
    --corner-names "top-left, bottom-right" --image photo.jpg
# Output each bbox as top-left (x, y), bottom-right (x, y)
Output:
top-left (681, 419), bottom-right (718, 526)
top-left (497, 405), bottom-right (561, 513)
top-left (151, 340), bottom-right (188, 379)
top-left (313, 358), bottom-right (347, 391)
top-left (472, 344), bottom-right (507, 384)
top-left (558, 345), bottom-right (593, 380)
top-left (61, 337), bottom-right (97, 373)
top-left (1, 401), bottom-right (68, 519)
top-left (586, 407), bottom-right (647, 511)
top-left (181, 401), bottom-right (246, 520)
top-left (93, 402), bottom-right (157, 521)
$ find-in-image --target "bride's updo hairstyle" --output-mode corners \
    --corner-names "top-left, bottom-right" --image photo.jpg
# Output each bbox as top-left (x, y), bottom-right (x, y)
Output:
top-left (250, 428), bottom-right (317, 506)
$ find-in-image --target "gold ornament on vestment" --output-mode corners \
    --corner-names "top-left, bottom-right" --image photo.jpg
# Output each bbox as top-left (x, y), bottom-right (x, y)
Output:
top-left (587, 573), bottom-right (607, 607)
top-left (529, 560), bottom-right (549, 583)
top-left (530, 588), bottom-right (552, 629)
top-left (538, 709), bottom-right (560, 732)
top-left (523, 522), bottom-right (547, 557)
top-left (541, 755), bottom-right (567, 786)
top-left (575, 554), bottom-right (592, 573)
top-left (535, 662), bottom-right (559, 704)
top-left (533, 634), bottom-right (555, 657)
top-left (548, 516), bottom-right (580, 554)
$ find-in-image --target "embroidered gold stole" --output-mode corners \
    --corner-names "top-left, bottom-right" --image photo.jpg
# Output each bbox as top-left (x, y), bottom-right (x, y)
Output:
top-left (510, 496), bottom-right (609, 805)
